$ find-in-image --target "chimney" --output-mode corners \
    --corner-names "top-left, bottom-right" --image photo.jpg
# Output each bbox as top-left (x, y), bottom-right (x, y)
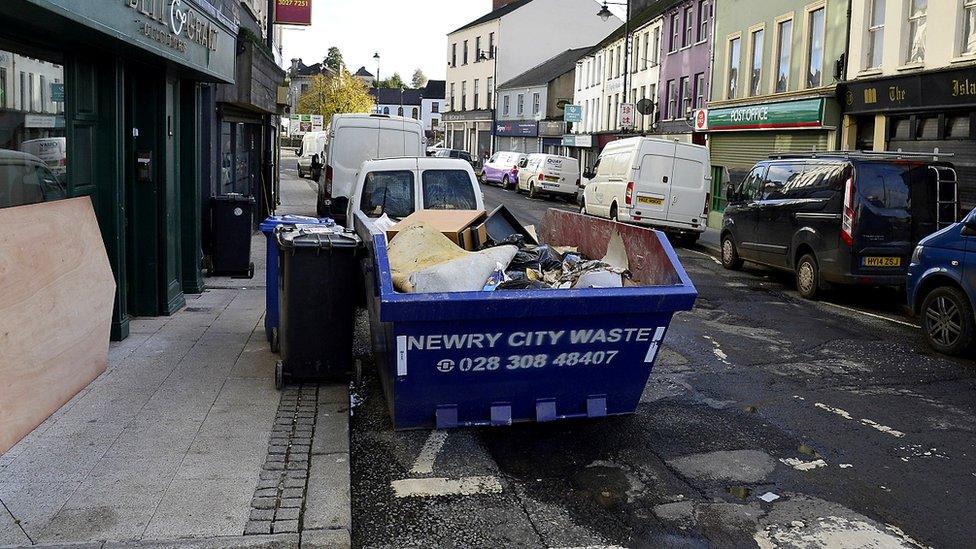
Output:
top-left (290, 58), bottom-right (300, 73)
top-left (492, 0), bottom-right (519, 10)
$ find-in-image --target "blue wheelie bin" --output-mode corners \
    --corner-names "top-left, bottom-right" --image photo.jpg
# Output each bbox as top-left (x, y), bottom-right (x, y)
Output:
top-left (259, 215), bottom-right (334, 351)
top-left (355, 208), bottom-right (698, 430)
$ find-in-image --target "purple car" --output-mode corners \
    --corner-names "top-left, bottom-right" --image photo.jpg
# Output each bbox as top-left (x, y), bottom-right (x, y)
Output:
top-left (481, 151), bottom-right (526, 189)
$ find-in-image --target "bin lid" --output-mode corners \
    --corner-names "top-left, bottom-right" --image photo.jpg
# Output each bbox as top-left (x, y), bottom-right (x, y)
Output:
top-left (276, 225), bottom-right (361, 249)
top-left (260, 215), bottom-right (334, 233)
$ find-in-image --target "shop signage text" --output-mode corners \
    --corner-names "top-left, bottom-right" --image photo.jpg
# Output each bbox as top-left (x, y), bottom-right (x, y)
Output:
top-left (844, 67), bottom-right (976, 114)
top-left (495, 121), bottom-right (537, 137)
top-left (126, 0), bottom-right (220, 53)
top-left (562, 134), bottom-right (593, 148)
top-left (563, 105), bottom-right (582, 123)
top-left (707, 98), bottom-right (824, 131)
top-left (538, 121), bottom-right (567, 137)
top-left (275, 0), bottom-right (313, 26)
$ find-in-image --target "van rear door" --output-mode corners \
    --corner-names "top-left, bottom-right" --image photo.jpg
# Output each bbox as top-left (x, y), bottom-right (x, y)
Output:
top-left (666, 145), bottom-right (708, 229)
top-left (631, 142), bottom-right (676, 220)
top-left (852, 161), bottom-right (936, 275)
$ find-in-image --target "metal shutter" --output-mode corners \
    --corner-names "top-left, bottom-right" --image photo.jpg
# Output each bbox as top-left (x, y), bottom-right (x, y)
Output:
top-left (710, 131), bottom-right (829, 181)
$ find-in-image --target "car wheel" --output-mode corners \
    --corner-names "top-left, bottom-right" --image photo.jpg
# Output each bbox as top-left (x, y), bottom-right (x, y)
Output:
top-left (796, 253), bottom-right (821, 300)
top-left (529, 181), bottom-right (538, 199)
top-left (297, 166), bottom-right (305, 179)
top-left (610, 203), bottom-right (618, 222)
top-left (921, 286), bottom-right (975, 356)
top-left (721, 235), bottom-right (743, 270)
top-left (311, 167), bottom-right (322, 182)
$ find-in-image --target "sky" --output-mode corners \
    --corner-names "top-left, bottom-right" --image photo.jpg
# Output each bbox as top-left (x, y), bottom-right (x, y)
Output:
top-left (279, 0), bottom-right (622, 83)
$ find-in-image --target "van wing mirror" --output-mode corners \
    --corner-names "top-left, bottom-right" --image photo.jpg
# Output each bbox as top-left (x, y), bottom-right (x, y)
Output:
top-left (583, 170), bottom-right (595, 179)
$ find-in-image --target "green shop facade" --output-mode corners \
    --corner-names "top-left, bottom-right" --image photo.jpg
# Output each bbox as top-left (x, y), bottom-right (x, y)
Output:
top-left (700, 97), bottom-right (841, 228)
top-left (0, 0), bottom-right (237, 340)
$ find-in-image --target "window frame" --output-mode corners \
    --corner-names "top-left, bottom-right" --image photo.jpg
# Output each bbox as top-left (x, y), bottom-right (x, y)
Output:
top-left (517, 93), bottom-right (524, 116)
top-left (463, 40), bottom-right (469, 65)
top-left (359, 169), bottom-right (416, 220)
top-left (694, 72), bottom-right (705, 108)
top-left (532, 92), bottom-right (540, 115)
top-left (683, 6), bottom-right (694, 47)
top-left (679, 76), bottom-right (691, 118)
top-left (421, 169), bottom-right (478, 211)
top-left (963, 0), bottom-right (976, 56)
top-left (804, 4), bottom-right (826, 89)
top-left (749, 26), bottom-right (765, 97)
top-left (666, 79), bottom-right (677, 119)
top-left (773, 16), bottom-right (793, 93)
top-left (697, 1), bottom-right (709, 43)
top-left (865, 0), bottom-right (885, 69)
top-left (726, 34), bottom-right (741, 100)
top-left (669, 12), bottom-right (680, 52)
top-left (905, 0), bottom-right (926, 64)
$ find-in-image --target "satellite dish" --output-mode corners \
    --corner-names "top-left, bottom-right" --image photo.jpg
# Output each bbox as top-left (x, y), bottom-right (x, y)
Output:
top-left (636, 98), bottom-right (654, 116)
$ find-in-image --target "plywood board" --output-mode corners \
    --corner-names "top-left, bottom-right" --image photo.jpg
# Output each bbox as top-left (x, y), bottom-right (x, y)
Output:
top-left (0, 197), bottom-right (116, 454)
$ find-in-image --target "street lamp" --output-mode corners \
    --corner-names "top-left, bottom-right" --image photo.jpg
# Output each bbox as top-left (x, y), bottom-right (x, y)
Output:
top-left (597, 1), bottom-right (631, 131)
top-left (478, 47), bottom-right (498, 155)
top-left (373, 52), bottom-right (380, 87)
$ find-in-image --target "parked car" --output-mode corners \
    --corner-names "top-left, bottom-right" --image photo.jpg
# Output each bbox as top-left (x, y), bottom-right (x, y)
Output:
top-left (907, 208), bottom-right (976, 355)
top-left (432, 148), bottom-right (475, 167)
top-left (722, 152), bottom-right (958, 299)
top-left (482, 151), bottom-right (526, 189)
top-left (583, 137), bottom-right (710, 245)
top-left (346, 157), bottom-right (485, 222)
top-left (515, 153), bottom-right (580, 201)
top-left (319, 114), bottom-right (426, 222)
top-left (296, 131), bottom-right (327, 180)
top-left (0, 150), bottom-right (66, 208)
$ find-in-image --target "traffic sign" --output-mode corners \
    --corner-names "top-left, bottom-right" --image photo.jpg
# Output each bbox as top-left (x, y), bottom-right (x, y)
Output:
top-left (563, 105), bottom-right (582, 123)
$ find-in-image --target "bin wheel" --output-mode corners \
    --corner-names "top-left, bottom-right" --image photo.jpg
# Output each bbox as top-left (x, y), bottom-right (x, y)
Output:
top-left (270, 327), bottom-right (279, 353)
top-left (247, 262), bottom-right (255, 279)
top-left (275, 361), bottom-right (284, 390)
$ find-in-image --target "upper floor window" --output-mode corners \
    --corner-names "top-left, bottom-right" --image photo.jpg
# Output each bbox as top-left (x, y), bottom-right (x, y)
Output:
top-left (632, 34), bottom-right (640, 73)
top-left (964, 0), bottom-right (976, 55)
top-left (906, 0), bottom-right (926, 63)
top-left (461, 80), bottom-right (467, 110)
top-left (532, 92), bottom-right (540, 115)
top-left (463, 40), bottom-right (469, 65)
top-left (806, 7), bottom-right (825, 87)
top-left (616, 46), bottom-right (622, 77)
top-left (432, 102), bottom-right (439, 113)
top-left (866, 0), bottom-right (885, 68)
top-left (487, 77), bottom-right (493, 108)
top-left (669, 13), bottom-right (680, 52)
top-left (641, 32), bottom-right (650, 69)
top-left (776, 19), bottom-right (793, 93)
top-left (451, 43), bottom-right (457, 67)
top-left (473, 79), bottom-right (480, 110)
top-left (683, 6), bottom-right (694, 47)
top-left (652, 27), bottom-right (661, 64)
top-left (727, 37), bottom-right (741, 98)
top-left (694, 73), bottom-right (705, 108)
top-left (489, 33), bottom-right (495, 57)
top-left (698, 1), bottom-right (709, 42)
top-left (475, 36), bottom-right (482, 60)
top-left (666, 79), bottom-right (676, 119)
top-left (750, 29), bottom-right (764, 96)
top-left (449, 82), bottom-right (455, 110)
top-left (679, 76), bottom-right (691, 117)
top-left (517, 93), bottom-right (524, 116)
top-left (503, 94), bottom-right (511, 116)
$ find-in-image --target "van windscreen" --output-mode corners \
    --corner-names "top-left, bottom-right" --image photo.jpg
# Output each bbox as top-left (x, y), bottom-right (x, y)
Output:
top-left (422, 170), bottom-right (477, 210)
top-left (360, 170), bottom-right (415, 219)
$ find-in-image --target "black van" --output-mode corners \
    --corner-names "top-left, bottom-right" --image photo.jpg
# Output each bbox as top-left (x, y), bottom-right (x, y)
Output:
top-left (720, 152), bottom-right (958, 299)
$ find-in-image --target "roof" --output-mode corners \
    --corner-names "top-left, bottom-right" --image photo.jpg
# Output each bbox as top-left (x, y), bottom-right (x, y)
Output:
top-left (369, 88), bottom-right (424, 105)
top-left (354, 66), bottom-right (374, 77)
top-left (291, 60), bottom-right (335, 78)
top-left (498, 47), bottom-right (591, 90)
top-left (451, 0), bottom-right (532, 34)
top-left (423, 80), bottom-right (446, 99)
top-left (584, 0), bottom-right (682, 55)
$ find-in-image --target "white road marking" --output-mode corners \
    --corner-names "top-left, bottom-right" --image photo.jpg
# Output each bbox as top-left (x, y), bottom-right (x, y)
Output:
top-left (410, 431), bottom-right (448, 475)
top-left (780, 457), bottom-right (828, 471)
top-left (859, 418), bottom-right (906, 438)
top-left (702, 335), bottom-right (731, 365)
top-left (839, 463), bottom-right (853, 468)
top-left (391, 476), bottom-right (502, 498)
top-left (688, 248), bottom-right (723, 266)
top-left (814, 402), bottom-right (853, 420)
top-left (819, 301), bottom-right (920, 329)
top-left (550, 546), bottom-right (628, 549)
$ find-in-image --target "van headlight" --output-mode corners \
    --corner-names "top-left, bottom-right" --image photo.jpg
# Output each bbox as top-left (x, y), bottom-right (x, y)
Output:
top-left (911, 245), bottom-right (924, 264)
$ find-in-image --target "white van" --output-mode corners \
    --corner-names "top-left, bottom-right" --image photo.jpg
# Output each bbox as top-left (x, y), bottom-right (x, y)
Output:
top-left (515, 153), bottom-right (580, 200)
top-left (347, 157), bottom-right (484, 222)
top-left (319, 114), bottom-right (426, 220)
top-left (297, 131), bottom-right (327, 180)
top-left (20, 137), bottom-right (67, 175)
top-left (583, 137), bottom-right (710, 244)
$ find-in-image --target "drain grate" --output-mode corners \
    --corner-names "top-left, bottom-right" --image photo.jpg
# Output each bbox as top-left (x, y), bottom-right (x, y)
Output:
top-left (244, 385), bottom-right (318, 535)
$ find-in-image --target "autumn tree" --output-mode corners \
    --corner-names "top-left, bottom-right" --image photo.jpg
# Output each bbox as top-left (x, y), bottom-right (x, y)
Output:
top-left (297, 71), bottom-right (374, 124)
top-left (411, 69), bottom-right (427, 89)
top-left (377, 72), bottom-right (405, 89)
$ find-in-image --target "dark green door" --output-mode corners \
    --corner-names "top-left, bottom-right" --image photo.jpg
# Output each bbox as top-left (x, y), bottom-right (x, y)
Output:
top-left (160, 71), bottom-right (185, 314)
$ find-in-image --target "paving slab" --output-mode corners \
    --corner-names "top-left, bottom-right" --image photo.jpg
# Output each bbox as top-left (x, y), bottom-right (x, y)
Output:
top-left (302, 455), bottom-right (350, 532)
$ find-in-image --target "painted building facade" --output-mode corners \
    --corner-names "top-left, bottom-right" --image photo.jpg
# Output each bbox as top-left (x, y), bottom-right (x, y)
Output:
top-left (658, 0), bottom-right (713, 142)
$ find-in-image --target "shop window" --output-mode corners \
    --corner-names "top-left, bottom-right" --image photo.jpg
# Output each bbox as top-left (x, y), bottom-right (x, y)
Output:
top-left (219, 121), bottom-right (260, 196)
top-left (855, 117), bottom-right (875, 150)
top-left (916, 116), bottom-right (938, 140)
top-left (946, 114), bottom-right (970, 139)
top-left (889, 117), bottom-right (911, 140)
top-left (0, 48), bottom-right (67, 209)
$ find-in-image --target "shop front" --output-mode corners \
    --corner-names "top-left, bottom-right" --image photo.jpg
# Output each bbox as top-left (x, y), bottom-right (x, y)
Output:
top-left (841, 67), bottom-right (976, 208)
top-left (494, 120), bottom-right (538, 154)
top-left (704, 97), bottom-right (839, 227)
top-left (0, 0), bottom-right (237, 339)
top-left (562, 133), bottom-right (596, 170)
top-left (442, 109), bottom-right (492, 159)
top-left (538, 121), bottom-right (565, 155)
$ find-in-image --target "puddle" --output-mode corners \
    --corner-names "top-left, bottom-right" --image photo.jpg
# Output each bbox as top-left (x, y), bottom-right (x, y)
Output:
top-left (574, 465), bottom-right (631, 509)
top-left (725, 486), bottom-right (752, 500)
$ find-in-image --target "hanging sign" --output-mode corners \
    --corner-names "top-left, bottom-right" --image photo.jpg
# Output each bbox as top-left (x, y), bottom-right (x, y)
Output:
top-left (275, 0), bottom-right (312, 26)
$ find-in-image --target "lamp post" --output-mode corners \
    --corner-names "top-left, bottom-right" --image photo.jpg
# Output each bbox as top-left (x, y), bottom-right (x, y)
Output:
top-left (597, 0), bottom-right (631, 131)
top-left (478, 46), bottom-right (497, 155)
top-left (373, 52), bottom-right (380, 87)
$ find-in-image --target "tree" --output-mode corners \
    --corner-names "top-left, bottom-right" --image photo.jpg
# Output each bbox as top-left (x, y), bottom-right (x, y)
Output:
top-left (377, 72), bottom-right (405, 89)
top-left (296, 71), bottom-right (374, 124)
top-left (411, 69), bottom-right (428, 89)
top-left (324, 47), bottom-right (344, 74)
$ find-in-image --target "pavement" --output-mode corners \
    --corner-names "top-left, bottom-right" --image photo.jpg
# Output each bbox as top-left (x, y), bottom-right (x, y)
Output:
top-left (349, 181), bottom-right (976, 548)
top-left (0, 150), bottom-right (350, 549)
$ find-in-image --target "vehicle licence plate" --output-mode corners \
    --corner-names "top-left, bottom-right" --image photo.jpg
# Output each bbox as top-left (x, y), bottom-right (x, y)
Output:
top-left (862, 256), bottom-right (901, 267)
top-left (638, 196), bottom-right (664, 205)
